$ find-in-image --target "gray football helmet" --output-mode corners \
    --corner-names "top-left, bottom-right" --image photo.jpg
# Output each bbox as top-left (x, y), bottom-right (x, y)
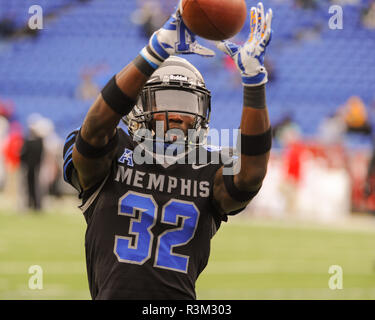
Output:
top-left (124, 56), bottom-right (211, 145)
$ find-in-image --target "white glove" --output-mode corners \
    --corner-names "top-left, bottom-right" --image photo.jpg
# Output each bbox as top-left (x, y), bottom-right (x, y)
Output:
top-left (140, 1), bottom-right (215, 70)
top-left (216, 2), bottom-right (272, 86)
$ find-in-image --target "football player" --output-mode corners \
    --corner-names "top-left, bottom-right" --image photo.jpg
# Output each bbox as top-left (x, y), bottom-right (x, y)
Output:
top-left (63, 2), bottom-right (273, 299)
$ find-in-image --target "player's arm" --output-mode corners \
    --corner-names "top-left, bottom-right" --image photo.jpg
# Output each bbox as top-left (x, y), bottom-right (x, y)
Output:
top-left (213, 86), bottom-right (270, 213)
top-left (213, 3), bottom-right (273, 214)
top-left (71, 4), bottom-right (214, 190)
top-left (72, 64), bottom-right (148, 190)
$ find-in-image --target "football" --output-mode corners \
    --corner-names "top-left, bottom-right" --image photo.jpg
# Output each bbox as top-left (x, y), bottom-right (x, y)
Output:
top-left (181, 0), bottom-right (247, 41)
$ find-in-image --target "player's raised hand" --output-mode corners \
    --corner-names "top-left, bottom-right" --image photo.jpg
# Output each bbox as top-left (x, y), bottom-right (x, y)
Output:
top-left (216, 2), bottom-right (272, 86)
top-left (141, 0), bottom-right (215, 68)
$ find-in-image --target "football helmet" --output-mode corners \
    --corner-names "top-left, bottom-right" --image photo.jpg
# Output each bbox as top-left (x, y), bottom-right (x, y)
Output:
top-left (124, 56), bottom-right (211, 145)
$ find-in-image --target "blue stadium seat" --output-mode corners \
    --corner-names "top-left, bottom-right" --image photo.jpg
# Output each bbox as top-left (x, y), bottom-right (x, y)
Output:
top-left (1, 0), bottom-right (374, 145)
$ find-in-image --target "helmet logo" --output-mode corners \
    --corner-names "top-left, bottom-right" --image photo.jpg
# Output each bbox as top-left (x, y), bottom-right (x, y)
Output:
top-left (169, 74), bottom-right (188, 81)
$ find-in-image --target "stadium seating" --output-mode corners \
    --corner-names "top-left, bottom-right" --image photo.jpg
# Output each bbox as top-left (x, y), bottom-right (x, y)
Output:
top-left (0, 0), bottom-right (75, 29)
top-left (0, 0), bottom-right (374, 145)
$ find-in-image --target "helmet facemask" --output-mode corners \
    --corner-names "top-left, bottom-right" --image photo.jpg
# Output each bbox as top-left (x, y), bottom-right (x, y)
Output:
top-left (124, 57), bottom-right (211, 147)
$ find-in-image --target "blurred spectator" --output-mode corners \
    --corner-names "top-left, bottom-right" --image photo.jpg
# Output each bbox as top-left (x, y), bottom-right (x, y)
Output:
top-left (0, 97), bottom-right (14, 190)
top-left (131, 0), bottom-right (168, 38)
top-left (76, 72), bottom-right (100, 101)
top-left (0, 97), bottom-right (15, 121)
top-left (0, 115), bottom-right (9, 190)
top-left (364, 141), bottom-right (375, 200)
top-left (295, 0), bottom-right (318, 9)
top-left (317, 111), bottom-right (346, 145)
top-left (272, 113), bottom-right (301, 146)
top-left (76, 64), bottom-right (109, 101)
top-left (76, 73), bottom-right (99, 101)
top-left (281, 143), bottom-right (305, 217)
top-left (38, 118), bottom-right (64, 198)
top-left (2, 121), bottom-right (23, 206)
top-left (3, 121), bottom-right (23, 173)
top-left (295, 24), bottom-right (322, 42)
top-left (20, 114), bottom-right (44, 211)
top-left (341, 96), bottom-right (372, 135)
top-left (273, 114), bottom-right (303, 216)
top-left (361, 0), bottom-right (375, 29)
top-left (0, 16), bottom-right (16, 38)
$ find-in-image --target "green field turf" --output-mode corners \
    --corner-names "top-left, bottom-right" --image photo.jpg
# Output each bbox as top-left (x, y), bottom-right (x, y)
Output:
top-left (0, 203), bottom-right (374, 300)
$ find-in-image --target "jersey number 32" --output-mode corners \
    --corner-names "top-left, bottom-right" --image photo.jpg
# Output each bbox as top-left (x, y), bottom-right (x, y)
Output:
top-left (114, 191), bottom-right (200, 273)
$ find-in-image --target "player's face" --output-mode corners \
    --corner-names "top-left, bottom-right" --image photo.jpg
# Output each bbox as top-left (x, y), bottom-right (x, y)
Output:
top-left (152, 112), bottom-right (195, 137)
top-left (153, 112), bottom-right (195, 132)
top-left (143, 87), bottom-right (209, 142)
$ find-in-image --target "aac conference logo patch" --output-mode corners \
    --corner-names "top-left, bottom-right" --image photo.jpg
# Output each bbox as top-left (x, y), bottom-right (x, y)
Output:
top-left (118, 148), bottom-right (134, 167)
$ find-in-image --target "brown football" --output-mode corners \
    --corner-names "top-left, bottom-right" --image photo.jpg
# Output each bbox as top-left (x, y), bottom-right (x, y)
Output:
top-left (181, 0), bottom-right (247, 40)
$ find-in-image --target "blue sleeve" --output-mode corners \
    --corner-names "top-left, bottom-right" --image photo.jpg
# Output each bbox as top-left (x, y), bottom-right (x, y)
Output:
top-left (63, 130), bottom-right (82, 193)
